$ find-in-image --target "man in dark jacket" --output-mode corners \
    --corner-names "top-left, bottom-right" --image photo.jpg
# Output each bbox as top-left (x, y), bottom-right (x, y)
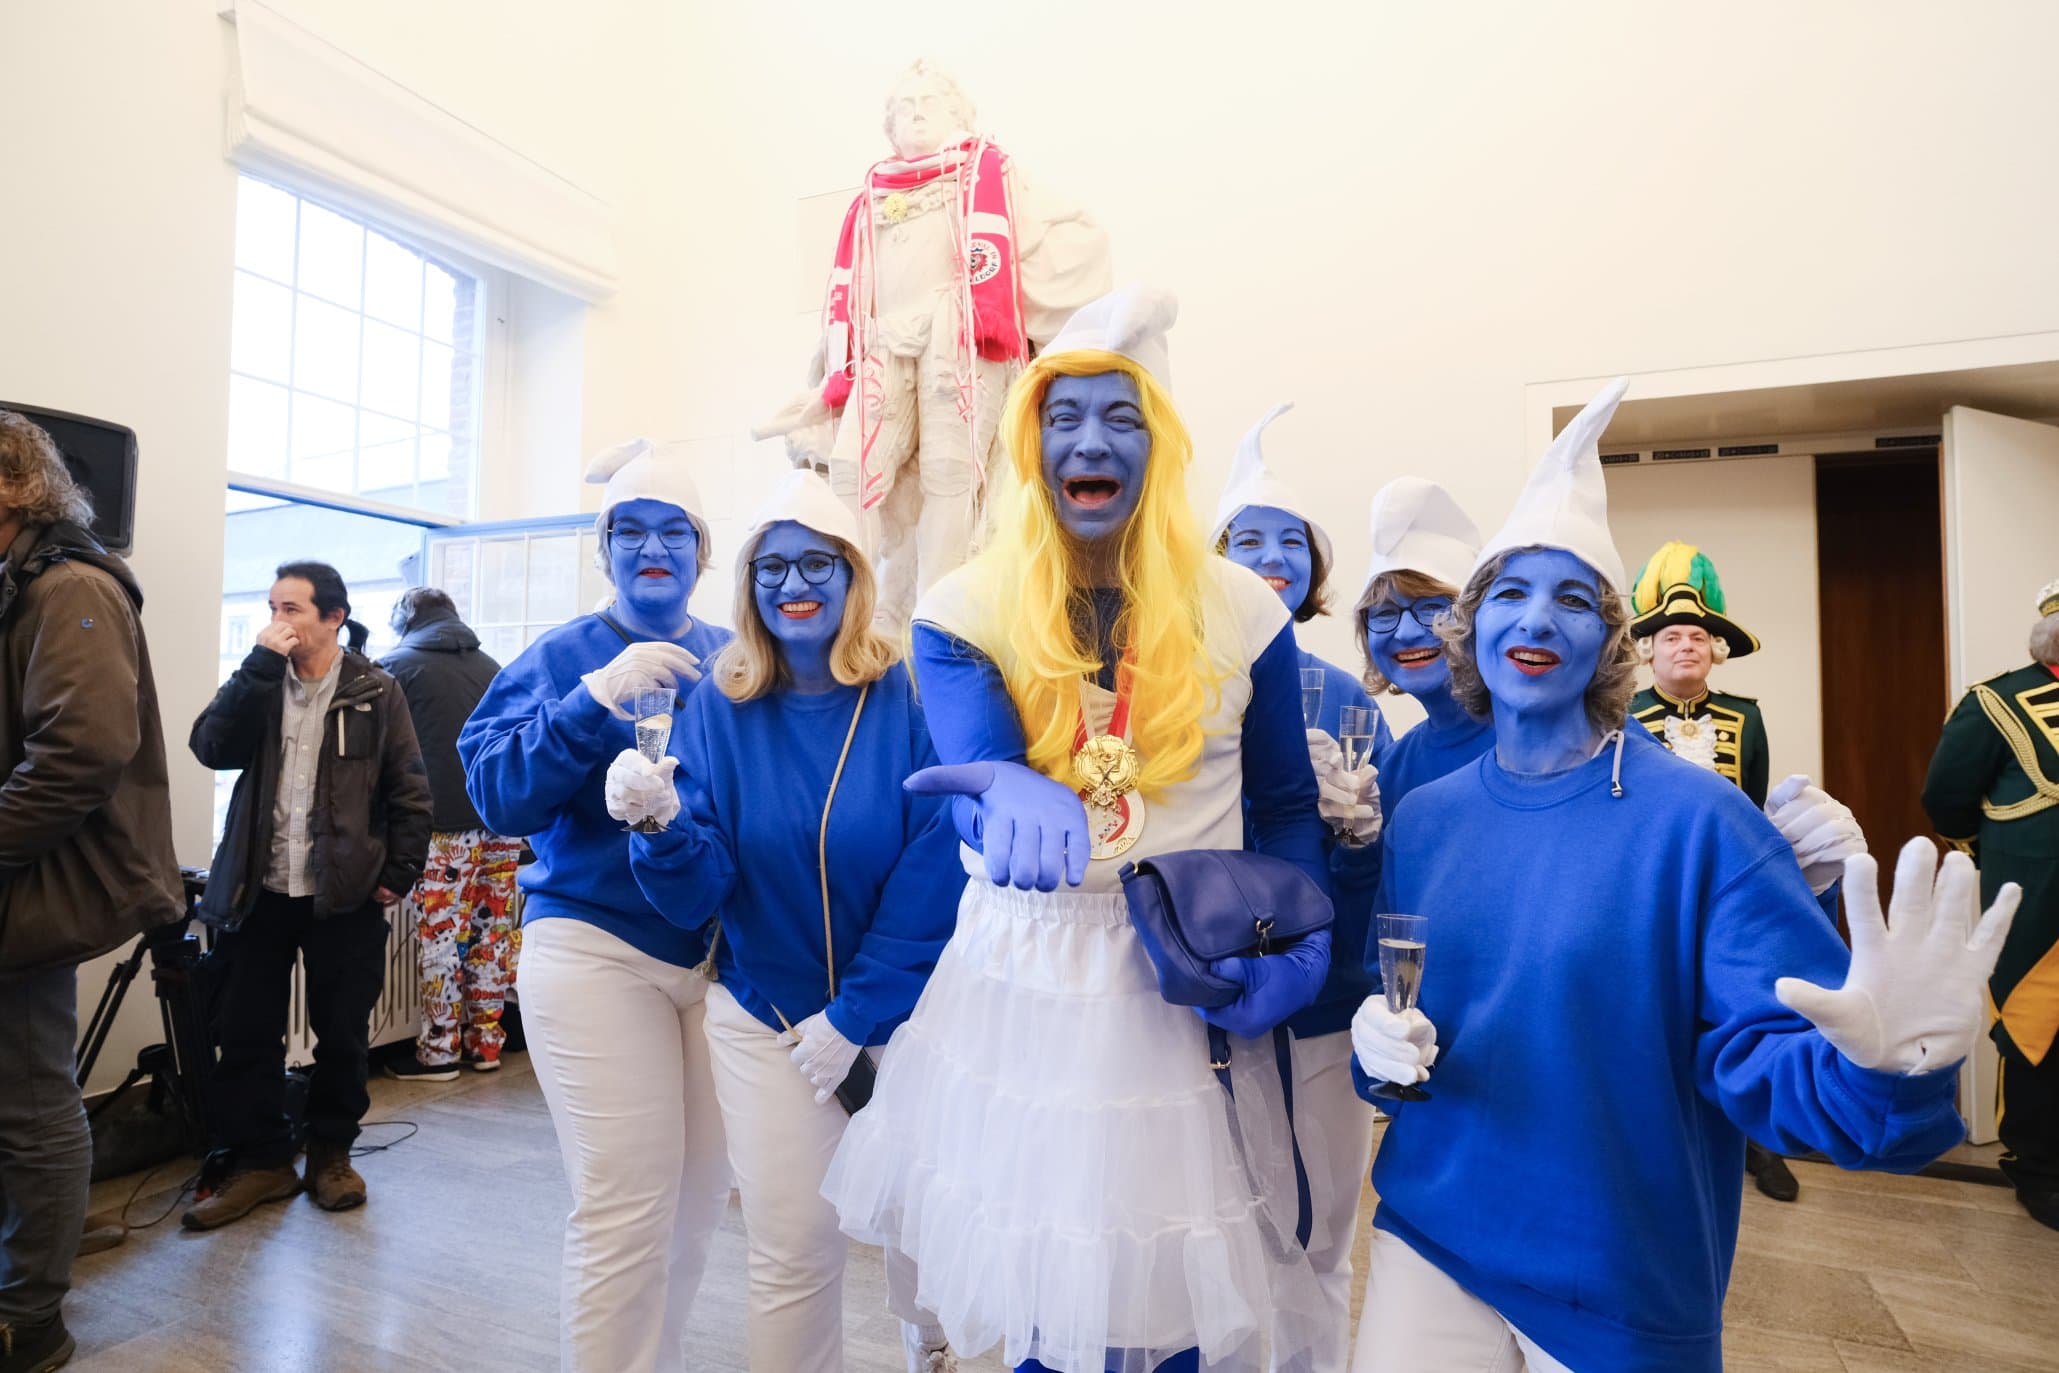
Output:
top-left (183, 561), bottom-right (431, 1232)
top-left (0, 411), bottom-right (182, 1373)
top-left (378, 588), bottom-right (523, 1081)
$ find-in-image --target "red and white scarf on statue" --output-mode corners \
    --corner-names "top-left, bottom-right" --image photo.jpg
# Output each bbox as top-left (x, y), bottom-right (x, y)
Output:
top-left (818, 137), bottom-right (1026, 510)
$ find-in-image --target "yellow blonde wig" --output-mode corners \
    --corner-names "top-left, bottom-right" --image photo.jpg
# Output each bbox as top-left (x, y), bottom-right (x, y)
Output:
top-left (954, 349), bottom-right (1216, 795)
top-left (712, 532), bottom-right (899, 702)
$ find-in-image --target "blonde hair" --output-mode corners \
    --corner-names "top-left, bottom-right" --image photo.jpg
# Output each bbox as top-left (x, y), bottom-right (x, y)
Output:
top-left (0, 411), bottom-right (94, 529)
top-left (1354, 569), bottom-right (1460, 696)
top-left (953, 350), bottom-right (1216, 796)
top-left (1439, 548), bottom-right (1638, 733)
top-left (710, 532), bottom-right (898, 702)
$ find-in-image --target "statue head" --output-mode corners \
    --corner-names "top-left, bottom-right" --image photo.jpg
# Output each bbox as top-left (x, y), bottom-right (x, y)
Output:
top-left (883, 60), bottom-right (974, 160)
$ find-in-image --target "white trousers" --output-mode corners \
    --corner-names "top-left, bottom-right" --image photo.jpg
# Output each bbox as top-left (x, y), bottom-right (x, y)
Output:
top-left (1350, 1229), bottom-right (1573, 1373)
top-left (519, 918), bottom-right (732, 1373)
top-left (1285, 1031), bottom-right (1379, 1373)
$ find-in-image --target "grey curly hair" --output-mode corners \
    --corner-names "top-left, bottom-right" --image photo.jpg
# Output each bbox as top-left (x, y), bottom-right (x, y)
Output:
top-left (1437, 547), bottom-right (1639, 733)
top-left (2032, 612), bottom-right (2059, 668)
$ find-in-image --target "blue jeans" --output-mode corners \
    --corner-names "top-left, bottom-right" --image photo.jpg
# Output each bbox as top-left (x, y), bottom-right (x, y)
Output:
top-left (0, 964), bottom-right (90, 1325)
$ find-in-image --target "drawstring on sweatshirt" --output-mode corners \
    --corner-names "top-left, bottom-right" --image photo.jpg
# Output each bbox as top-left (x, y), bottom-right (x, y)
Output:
top-left (1606, 728), bottom-right (1627, 797)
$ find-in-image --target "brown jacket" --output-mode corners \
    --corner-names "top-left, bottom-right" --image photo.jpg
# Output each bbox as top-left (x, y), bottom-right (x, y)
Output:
top-left (192, 645), bottom-right (432, 929)
top-left (0, 521), bottom-right (184, 972)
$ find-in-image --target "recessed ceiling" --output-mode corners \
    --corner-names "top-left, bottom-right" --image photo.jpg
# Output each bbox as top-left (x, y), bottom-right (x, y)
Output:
top-left (1556, 360), bottom-right (2059, 446)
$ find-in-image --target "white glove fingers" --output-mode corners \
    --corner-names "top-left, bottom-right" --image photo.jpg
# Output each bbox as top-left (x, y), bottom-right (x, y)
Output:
top-left (1968, 882), bottom-right (2022, 959)
top-left (1838, 851), bottom-right (1886, 955)
top-left (1885, 836), bottom-right (1941, 938)
top-left (1773, 975), bottom-right (1845, 1025)
top-left (1921, 851), bottom-right (1982, 953)
top-left (1766, 773), bottom-right (1811, 812)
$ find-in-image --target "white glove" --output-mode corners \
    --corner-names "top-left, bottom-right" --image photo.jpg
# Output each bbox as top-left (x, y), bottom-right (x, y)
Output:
top-left (790, 1010), bottom-right (863, 1105)
top-left (1351, 995), bottom-right (1438, 1086)
top-left (579, 642), bottom-right (702, 720)
top-left (1765, 774), bottom-right (1867, 895)
top-left (1775, 837), bottom-right (2020, 1074)
top-left (1308, 728), bottom-right (1382, 844)
top-left (604, 748), bottom-right (680, 827)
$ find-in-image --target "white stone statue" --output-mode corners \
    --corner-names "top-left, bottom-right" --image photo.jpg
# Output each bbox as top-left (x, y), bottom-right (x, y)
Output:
top-left (757, 60), bottom-right (1113, 629)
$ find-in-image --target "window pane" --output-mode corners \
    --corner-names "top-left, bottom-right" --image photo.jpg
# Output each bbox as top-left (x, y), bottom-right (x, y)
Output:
top-left (579, 530), bottom-right (608, 614)
top-left (477, 539), bottom-right (527, 624)
top-left (430, 537), bottom-right (476, 621)
top-left (234, 178), bottom-right (298, 282)
top-left (359, 411), bottom-right (416, 498)
top-left (295, 201), bottom-right (364, 309)
top-left (363, 231), bottom-right (424, 329)
top-left (360, 320), bottom-right (421, 420)
top-left (527, 534), bottom-right (579, 624)
top-left (419, 341), bottom-right (454, 431)
top-left (423, 264), bottom-right (458, 344)
top-left (290, 392), bottom-right (356, 492)
top-left (419, 429), bottom-right (450, 481)
top-left (230, 271), bottom-right (293, 383)
top-left (292, 296), bottom-right (361, 403)
top-left (227, 375), bottom-right (290, 477)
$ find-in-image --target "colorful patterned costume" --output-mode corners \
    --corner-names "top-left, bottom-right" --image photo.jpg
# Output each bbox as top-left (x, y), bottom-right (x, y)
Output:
top-left (402, 828), bottom-right (524, 1065)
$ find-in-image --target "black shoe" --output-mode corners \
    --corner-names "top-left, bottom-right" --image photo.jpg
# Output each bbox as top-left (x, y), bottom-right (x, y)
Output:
top-left (1746, 1142), bottom-right (1800, 1202)
top-left (2018, 1189), bottom-right (2059, 1232)
top-left (384, 1055), bottom-right (459, 1082)
top-left (0, 1314), bottom-right (75, 1373)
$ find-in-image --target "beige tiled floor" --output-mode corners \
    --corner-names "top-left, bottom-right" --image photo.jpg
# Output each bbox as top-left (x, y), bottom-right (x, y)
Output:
top-left (62, 1060), bottom-right (2059, 1371)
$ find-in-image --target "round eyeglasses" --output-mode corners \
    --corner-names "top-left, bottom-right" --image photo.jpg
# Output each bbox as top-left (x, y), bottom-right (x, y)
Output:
top-left (608, 524), bottom-right (698, 553)
top-left (1364, 599), bottom-right (1454, 633)
top-left (750, 552), bottom-right (843, 588)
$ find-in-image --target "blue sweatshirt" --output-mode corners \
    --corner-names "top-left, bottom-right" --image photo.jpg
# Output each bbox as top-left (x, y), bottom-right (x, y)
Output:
top-left (1364, 729), bottom-right (1966, 1373)
top-left (628, 664), bottom-right (960, 1045)
top-left (1277, 649), bottom-right (1391, 1037)
top-left (456, 612), bottom-right (732, 967)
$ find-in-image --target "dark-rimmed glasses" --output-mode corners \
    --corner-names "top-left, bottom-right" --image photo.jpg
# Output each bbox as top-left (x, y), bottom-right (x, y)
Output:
top-left (1364, 599), bottom-right (1454, 633)
top-left (608, 524), bottom-right (698, 553)
top-left (750, 552), bottom-right (843, 588)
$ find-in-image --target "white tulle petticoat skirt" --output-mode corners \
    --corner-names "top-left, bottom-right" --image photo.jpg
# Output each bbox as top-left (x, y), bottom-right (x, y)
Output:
top-left (823, 880), bottom-right (1324, 1373)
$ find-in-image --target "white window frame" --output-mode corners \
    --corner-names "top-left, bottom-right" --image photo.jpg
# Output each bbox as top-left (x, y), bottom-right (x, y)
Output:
top-left (225, 174), bottom-right (513, 525)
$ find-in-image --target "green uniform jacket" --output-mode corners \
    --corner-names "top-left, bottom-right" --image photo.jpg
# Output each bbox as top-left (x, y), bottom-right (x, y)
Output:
top-left (1630, 684), bottom-right (1770, 808)
top-left (1922, 663), bottom-right (2059, 1064)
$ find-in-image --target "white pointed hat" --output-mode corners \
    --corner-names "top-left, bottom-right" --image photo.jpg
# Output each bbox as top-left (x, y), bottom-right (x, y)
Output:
top-left (1208, 403), bottom-right (1331, 565)
top-left (587, 438), bottom-right (711, 537)
top-left (1359, 477), bottom-right (1481, 597)
top-left (1041, 284), bottom-right (1178, 386)
top-left (739, 469), bottom-right (864, 567)
top-left (1472, 377), bottom-right (1631, 592)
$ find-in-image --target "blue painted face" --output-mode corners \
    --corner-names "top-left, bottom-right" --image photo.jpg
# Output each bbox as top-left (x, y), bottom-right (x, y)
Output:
top-left (1040, 372), bottom-right (1151, 542)
top-left (1365, 591), bottom-right (1457, 700)
top-left (1224, 505), bottom-right (1314, 613)
top-left (1473, 547), bottom-right (1612, 723)
top-left (608, 498), bottom-right (700, 623)
top-left (749, 521), bottom-right (849, 657)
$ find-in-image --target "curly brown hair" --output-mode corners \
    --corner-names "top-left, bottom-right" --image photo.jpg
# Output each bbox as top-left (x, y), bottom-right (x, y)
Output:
top-left (1437, 547), bottom-right (1638, 733)
top-left (0, 410), bottom-right (95, 530)
top-left (1214, 518), bottom-right (1331, 623)
top-left (1354, 568), bottom-right (1460, 696)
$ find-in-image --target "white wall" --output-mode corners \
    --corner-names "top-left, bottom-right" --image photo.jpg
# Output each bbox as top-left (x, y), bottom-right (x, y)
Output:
top-left (1605, 457), bottom-right (1824, 783)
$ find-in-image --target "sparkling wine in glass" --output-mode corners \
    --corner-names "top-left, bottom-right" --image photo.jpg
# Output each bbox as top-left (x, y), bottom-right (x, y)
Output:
top-left (629, 685), bottom-right (674, 834)
top-left (1300, 667), bottom-right (1325, 732)
top-left (1371, 912), bottom-right (1431, 1102)
top-left (1338, 704), bottom-right (1377, 773)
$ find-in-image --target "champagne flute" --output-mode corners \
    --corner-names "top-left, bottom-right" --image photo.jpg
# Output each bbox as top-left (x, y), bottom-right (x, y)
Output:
top-left (1338, 704), bottom-right (1377, 773)
top-left (1300, 667), bottom-right (1325, 732)
top-left (1370, 912), bottom-right (1431, 1102)
top-left (628, 685), bottom-right (675, 834)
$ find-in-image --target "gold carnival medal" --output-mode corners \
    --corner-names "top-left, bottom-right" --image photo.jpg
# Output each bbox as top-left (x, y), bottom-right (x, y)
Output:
top-left (1073, 654), bottom-right (1145, 860)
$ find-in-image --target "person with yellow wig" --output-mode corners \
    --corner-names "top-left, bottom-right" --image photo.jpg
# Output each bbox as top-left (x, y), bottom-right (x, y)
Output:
top-left (824, 286), bottom-right (1331, 1373)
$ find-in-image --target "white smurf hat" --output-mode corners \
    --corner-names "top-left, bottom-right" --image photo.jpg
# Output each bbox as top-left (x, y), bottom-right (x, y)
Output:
top-left (1359, 477), bottom-right (1481, 597)
top-left (738, 469), bottom-right (864, 567)
top-left (586, 438), bottom-right (712, 578)
top-left (1208, 403), bottom-right (1332, 567)
top-left (1472, 377), bottom-right (1631, 593)
top-left (1040, 284), bottom-right (1178, 387)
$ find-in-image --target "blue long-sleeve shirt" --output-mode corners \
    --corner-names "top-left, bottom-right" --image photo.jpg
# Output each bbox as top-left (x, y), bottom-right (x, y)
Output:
top-left (1364, 727), bottom-right (1965, 1373)
top-left (909, 608), bottom-right (1329, 896)
top-left (627, 664), bottom-right (960, 1045)
top-left (455, 612), bottom-right (732, 967)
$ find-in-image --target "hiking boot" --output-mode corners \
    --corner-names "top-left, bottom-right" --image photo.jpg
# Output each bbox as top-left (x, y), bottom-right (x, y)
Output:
top-left (0, 1314), bottom-right (74, 1373)
top-left (1746, 1141), bottom-right (1800, 1203)
top-left (180, 1163), bottom-right (302, 1231)
top-left (384, 1055), bottom-right (459, 1083)
top-left (304, 1141), bottom-right (367, 1212)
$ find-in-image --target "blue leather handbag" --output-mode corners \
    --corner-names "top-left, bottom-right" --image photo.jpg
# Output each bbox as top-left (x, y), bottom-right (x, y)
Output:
top-left (1118, 848), bottom-right (1334, 1009)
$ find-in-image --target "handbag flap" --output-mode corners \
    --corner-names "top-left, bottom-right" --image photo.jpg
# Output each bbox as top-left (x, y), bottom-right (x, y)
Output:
top-left (1130, 849), bottom-right (1332, 961)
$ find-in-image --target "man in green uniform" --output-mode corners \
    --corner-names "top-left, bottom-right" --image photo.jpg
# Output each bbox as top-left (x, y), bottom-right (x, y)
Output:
top-left (1628, 540), bottom-right (1866, 1203)
top-left (1923, 577), bottom-right (2059, 1231)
